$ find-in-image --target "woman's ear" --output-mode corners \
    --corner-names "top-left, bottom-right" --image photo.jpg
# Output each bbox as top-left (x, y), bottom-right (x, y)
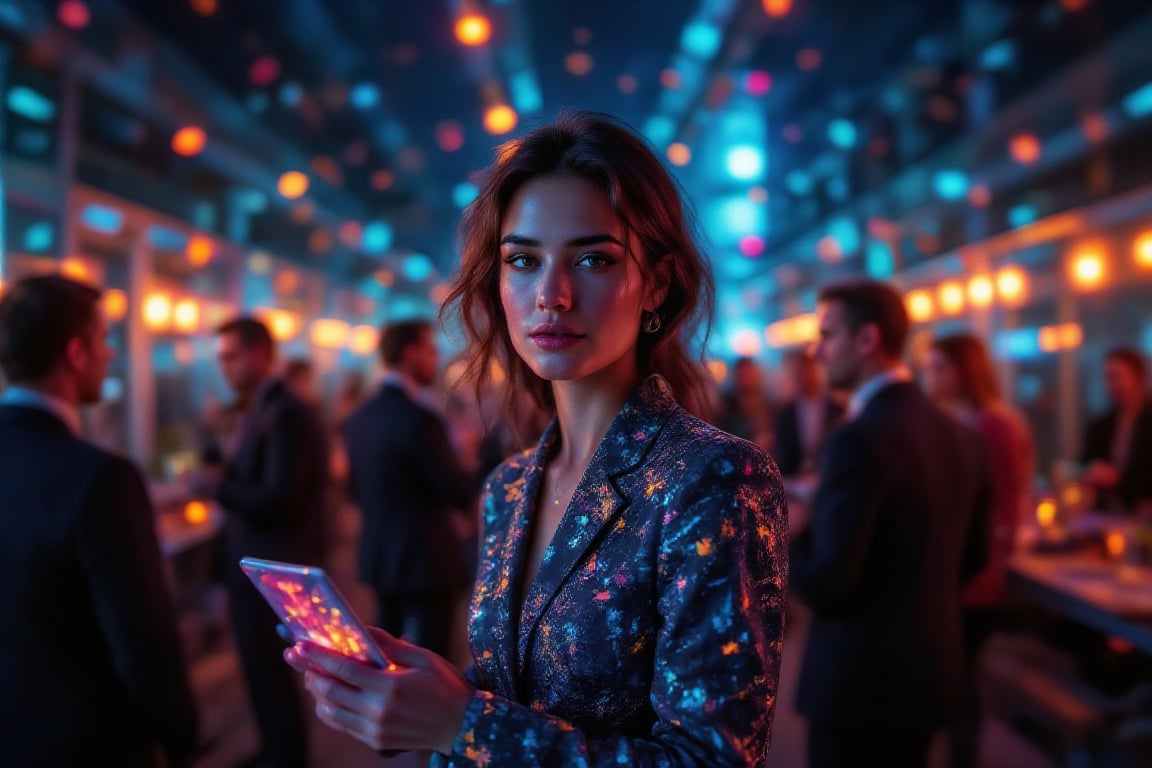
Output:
top-left (644, 256), bottom-right (672, 312)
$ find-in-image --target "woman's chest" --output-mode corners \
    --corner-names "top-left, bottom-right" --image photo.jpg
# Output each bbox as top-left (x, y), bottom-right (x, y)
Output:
top-left (471, 509), bottom-right (666, 717)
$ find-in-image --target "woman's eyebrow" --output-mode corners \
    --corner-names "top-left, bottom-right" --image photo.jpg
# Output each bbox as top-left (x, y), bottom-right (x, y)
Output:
top-left (499, 233), bottom-right (624, 248)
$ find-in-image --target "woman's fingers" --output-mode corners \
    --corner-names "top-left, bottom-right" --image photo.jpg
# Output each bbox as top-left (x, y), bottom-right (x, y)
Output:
top-left (283, 645), bottom-right (309, 673)
top-left (299, 642), bottom-right (381, 689)
top-left (305, 669), bottom-right (383, 717)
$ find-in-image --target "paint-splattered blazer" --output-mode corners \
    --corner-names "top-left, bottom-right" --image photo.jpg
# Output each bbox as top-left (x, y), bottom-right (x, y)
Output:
top-left (437, 376), bottom-right (788, 767)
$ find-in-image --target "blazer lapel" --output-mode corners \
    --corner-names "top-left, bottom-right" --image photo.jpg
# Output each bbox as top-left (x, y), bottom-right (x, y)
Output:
top-left (516, 376), bottom-right (679, 671)
top-left (479, 424), bottom-right (555, 696)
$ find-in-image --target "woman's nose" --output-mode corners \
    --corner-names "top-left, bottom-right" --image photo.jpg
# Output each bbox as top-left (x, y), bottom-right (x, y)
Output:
top-left (536, 265), bottom-right (572, 311)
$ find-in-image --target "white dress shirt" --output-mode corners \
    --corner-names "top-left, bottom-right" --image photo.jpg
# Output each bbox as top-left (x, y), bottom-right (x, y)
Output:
top-left (847, 366), bottom-right (913, 420)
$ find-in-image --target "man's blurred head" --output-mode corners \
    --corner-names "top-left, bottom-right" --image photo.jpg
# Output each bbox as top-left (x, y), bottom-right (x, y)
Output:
top-left (0, 275), bottom-right (112, 405)
top-left (215, 317), bottom-right (276, 397)
top-left (814, 280), bottom-right (908, 391)
top-left (380, 320), bottom-right (438, 388)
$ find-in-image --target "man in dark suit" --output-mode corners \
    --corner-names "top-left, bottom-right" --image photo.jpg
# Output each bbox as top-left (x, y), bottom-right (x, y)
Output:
top-left (790, 280), bottom-right (991, 768)
top-left (772, 348), bottom-right (844, 477)
top-left (208, 317), bottom-right (329, 768)
top-left (0, 275), bottom-right (198, 767)
top-left (1082, 347), bottom-right (1152, 514)
top-left (342, 320), bottom-right (475, 657)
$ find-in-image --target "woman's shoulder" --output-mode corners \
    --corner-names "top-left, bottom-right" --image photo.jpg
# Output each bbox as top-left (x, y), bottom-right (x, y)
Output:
top-left (482, 445), bottom-right (537, 492)
top-left (657, 406), bottom-right (781, 483)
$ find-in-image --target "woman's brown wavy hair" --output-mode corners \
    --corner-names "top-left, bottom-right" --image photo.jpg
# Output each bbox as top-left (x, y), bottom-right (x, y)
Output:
top-left (931, 333), bottom-right (1003, 410)
top-left (440, 110), bottom-right (715, 421)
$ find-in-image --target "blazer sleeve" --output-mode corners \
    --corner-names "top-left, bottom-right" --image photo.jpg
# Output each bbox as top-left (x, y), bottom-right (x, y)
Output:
top-left (74, 456), bottom-right (199, 764)
top-left (217, 401), bottom-right (322, 526)
top-left (438, 449), bottom-right (788, 767)
top-left (789, 423), bottom-right (883, 610)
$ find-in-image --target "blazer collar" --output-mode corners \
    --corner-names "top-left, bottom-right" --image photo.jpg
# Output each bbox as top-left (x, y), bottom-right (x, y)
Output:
top-left (0, 402), bottom-right (76, 436)
top-left (506, 375), bottom-right (680, 678)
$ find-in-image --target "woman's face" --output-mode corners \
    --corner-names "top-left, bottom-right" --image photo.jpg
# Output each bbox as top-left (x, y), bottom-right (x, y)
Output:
top-left (924, 348), bottom-right (959, 402)
top-left (498, 175), bottom-right (657, 390)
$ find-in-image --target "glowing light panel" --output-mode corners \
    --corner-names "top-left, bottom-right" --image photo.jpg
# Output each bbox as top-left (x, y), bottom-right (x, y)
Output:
top-left (725, 145), bottom-right (765, 181)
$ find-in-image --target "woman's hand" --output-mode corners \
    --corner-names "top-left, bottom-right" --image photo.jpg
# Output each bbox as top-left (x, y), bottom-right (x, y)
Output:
top-left (284, 627), bottom-right (474, 754)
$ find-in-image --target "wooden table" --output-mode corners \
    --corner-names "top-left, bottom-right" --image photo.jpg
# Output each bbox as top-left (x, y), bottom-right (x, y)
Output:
top-left (1008, 550), bottom-right (1152, 655)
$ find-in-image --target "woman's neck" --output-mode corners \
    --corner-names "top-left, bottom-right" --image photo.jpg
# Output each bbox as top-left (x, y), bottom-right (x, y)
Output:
top-left (550, 372), bottom-right (640, 471)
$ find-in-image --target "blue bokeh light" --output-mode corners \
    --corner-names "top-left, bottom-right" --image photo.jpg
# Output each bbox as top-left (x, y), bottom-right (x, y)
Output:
top-left (725, 145), bottom-right (765, 181)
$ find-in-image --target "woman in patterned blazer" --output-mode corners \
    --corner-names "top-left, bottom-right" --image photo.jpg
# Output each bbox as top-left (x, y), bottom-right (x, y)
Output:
top-left (287, 110), bottom-right (788, 767)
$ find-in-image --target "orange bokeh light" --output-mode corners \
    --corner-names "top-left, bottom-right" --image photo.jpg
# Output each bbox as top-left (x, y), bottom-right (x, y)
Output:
top-left (1060, 322), bottom-right (1083, 349)
top-left (173, 299), bottom-right (200, 333)
top-left (762, 0), bottom-right (793, 17)
top-left (190, 0), bottom-right (217, 15)
top-left (706, 359), bottom-right (728, 384)
top-left (311, 318), bottom-right (351, 349)
top-left (483, 105), bottom-right (518, 135)
top-left (765, 314), bottom-right (819, 349)
top-left (667, 142), bottom-right (691, 166)
top-left (1105, 531), bottom-right (1126, 559)
top-left (184, 500), bottom-right (210, 525)
top-left (995, 266), bottom-right (1028, 306)
top-left (905, 290), bottom-right (935, 323)
top-left (1036, 499), bottom-right (1057, 527)
top-left (187, 235), bottom-right (213, 267)
top-left (1134, 231), bottom-right (1152, 269)
top-left (455, 13), bottom-right (492, 46)
top-left (1039, 323), bottom-right (1084, 353)
top-left (967, 276), bottom-right (994, 308)
top-left (1068, 246), bottom-right (1107, 290)
top-left (259, 308), bottom-right (300, 342)
top-left (938, 281), bottom-right (965, 315)
top-left (60, 257), bottom-right (91, 282)
top-left (1010, 134), bottom-right (1042, 164)
top-left (1038, 326), bottom-right (1060, 353)
top-left (349, 325), bottom-right (378, 356)
top-left (172, 126), bottom-right (206, 157)
top-left (103, 289), bottom-right (128, 322)
top-left (277, 171), bottom-right (309, 199)
top-left (143, 293), bottom-right (172, 331)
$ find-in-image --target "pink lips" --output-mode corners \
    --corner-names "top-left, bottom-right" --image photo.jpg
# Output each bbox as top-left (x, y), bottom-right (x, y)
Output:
top-left (530, 323), bottom-right (585, 351)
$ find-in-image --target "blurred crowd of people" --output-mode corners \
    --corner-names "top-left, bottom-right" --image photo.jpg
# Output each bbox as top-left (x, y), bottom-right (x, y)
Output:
top-left (6, 268), bottom-right (1150, 767)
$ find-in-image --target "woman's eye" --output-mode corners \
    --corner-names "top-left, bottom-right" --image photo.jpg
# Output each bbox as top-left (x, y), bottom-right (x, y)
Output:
top-left (577, 252), bottom-right (612, 268)
top-left (502, 253), bottom-right (538, 269)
